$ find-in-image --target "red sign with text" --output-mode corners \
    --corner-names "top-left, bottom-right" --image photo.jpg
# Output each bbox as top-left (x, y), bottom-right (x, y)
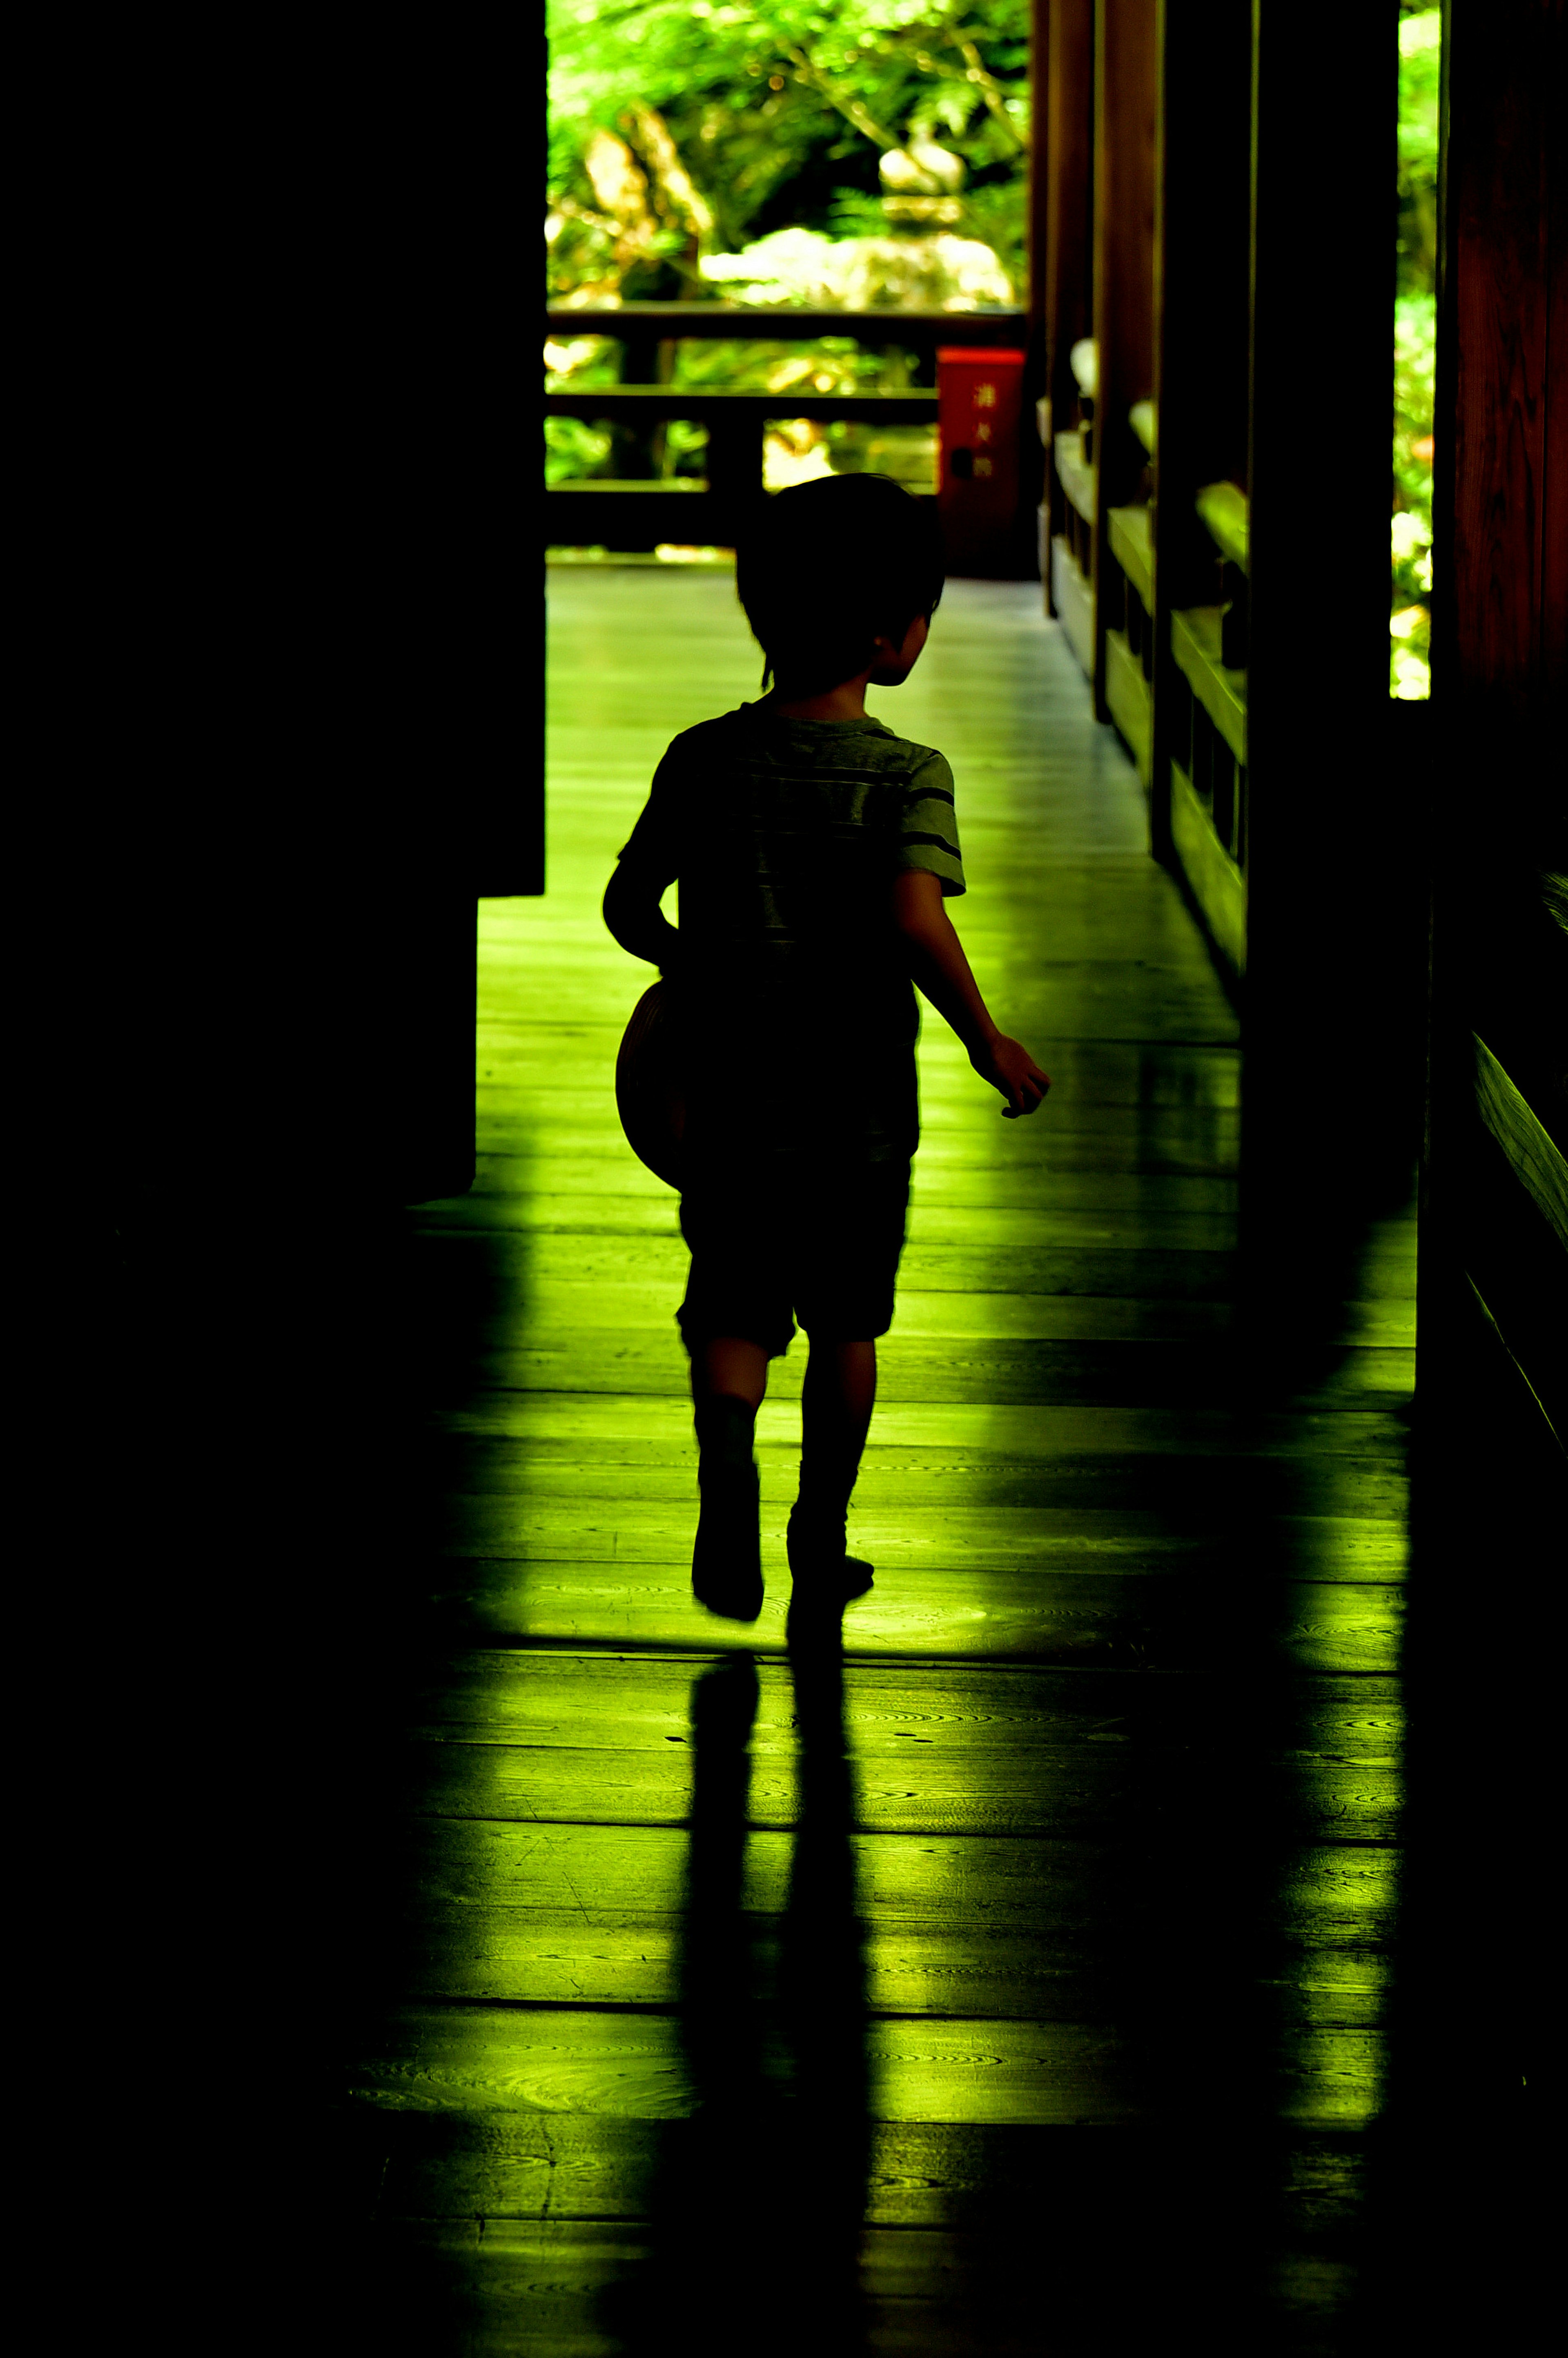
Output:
top-left (937, 346), bottom-right (1027, 577)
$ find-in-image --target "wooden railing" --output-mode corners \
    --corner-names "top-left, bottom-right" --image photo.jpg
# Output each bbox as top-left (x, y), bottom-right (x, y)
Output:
top-left (544, 303), bottom-right (1023, 547)
top-left (1164, 481), bottom-right (1250, 976)
top-left (547, 301), bottom-right (1025, 352)
top-left (1044, 335), bottom-right (1099, 675)
top-left (1099, 396), bottom-right (1158, 789)
top-left (1049, 421), bottom-right (1096, 674)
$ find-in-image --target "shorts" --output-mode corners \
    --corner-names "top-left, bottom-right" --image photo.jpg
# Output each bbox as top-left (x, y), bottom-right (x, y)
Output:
top-left (677, 1155), bottom-right (911, 1358)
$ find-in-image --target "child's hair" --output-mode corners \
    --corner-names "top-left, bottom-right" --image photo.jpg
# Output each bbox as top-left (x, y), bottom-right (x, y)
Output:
top-left (736, 473), bottom-right (945, 695)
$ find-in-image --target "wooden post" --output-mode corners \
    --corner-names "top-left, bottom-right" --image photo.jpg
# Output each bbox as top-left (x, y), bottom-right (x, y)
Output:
top-left (1240, 0), bottom-right (1394, 1239)
top-left (1150, 0), bottom-right (1252, 866)
top-left (1417, 0), bottom-right (1567, 1674)
top-left (1041, 0), bottom-right (1095, 614)
top-left (1028, 0), bottom-right (1053, 586)
top-left (704, 411), bottom-right (768, 551)
top-left (1090, 0), bottom-right (1156, 721)
top-left (1397, 11), bottom-right (1566, 2325)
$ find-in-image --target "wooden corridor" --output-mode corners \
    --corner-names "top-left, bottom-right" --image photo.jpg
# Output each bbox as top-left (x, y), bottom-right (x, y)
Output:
top-left (341, 572), bottom-right (1417, 2354)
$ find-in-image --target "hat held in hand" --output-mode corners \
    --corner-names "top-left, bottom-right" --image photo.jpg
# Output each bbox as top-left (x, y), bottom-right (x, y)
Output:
top-left (616, 982), bottom-right (685, 1190)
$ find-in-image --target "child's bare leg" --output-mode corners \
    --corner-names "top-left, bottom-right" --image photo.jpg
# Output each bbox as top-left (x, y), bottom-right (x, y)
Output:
top-left (690, 1336), bottom-right (768, 1622)
top-left (802, 1339), bottom-right (876, 1485)
top-left (693, 1337), bottom-right (768, 1410)
top-left (789, 1337), bottom-right (877, 1600)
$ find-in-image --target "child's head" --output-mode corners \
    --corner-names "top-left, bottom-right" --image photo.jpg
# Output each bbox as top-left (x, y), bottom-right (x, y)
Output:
top-left (737, 473), bottom-right (945, 697)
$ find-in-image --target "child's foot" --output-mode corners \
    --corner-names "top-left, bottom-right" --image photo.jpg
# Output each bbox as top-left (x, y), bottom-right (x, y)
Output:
top-left (786, 1505), bottom-right (874, 1604)
top-left (693, 1458), bottom-right (764, 1622)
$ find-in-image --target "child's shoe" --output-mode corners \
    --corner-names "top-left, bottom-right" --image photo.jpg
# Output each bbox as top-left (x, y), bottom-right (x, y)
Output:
top-left (692, 1458), bottom-right (764, 1621)
top-left (786, 1504), bottom-right (874, 1604)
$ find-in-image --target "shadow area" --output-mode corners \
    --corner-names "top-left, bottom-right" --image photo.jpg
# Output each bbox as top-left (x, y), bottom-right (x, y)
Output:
top-left (609, 1633), bottom-right (871, 2356)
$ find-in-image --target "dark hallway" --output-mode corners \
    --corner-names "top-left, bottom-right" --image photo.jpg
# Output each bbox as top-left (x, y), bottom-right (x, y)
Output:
top-left (93, 5), bottom-right (1560, 2349)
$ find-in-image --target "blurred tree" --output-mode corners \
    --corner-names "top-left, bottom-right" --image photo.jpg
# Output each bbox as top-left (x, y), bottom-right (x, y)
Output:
top-left (1395, 4), bottom-right (1440, 299)
top-left (546, 1), bottom-right (1030, 304)
top-left (1391, 4), bottom-right (1439, 698)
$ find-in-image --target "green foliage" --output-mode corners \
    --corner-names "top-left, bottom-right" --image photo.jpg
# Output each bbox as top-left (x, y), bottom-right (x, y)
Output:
top-left (1390, 8), bottom-right (1440, 697)
top-left (545, 336), bottom-right (626, 392)
top-left (546, 0), bottom-right (1029, 302)
top-left (668, 333), bottom-right (910, 391)
top-left (545, 416), bottom-right (613, 485)
top-left (1397, 11), bottom-right (1441, 183)
top-left (1392, 294), bottom-right (1436, 529)
top-left (546, 328), bottom-right (907, 397)
top-left (1396, 7), bottom-right (1439, 300)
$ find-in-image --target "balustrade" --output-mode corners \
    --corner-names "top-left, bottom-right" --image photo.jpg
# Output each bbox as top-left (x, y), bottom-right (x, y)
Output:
top-left (544, 303), bottom-right (1024, 556)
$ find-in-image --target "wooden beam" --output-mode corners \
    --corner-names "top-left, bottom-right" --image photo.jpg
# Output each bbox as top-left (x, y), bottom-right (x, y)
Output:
top-left (545, 305), bottom-right (1025, 346)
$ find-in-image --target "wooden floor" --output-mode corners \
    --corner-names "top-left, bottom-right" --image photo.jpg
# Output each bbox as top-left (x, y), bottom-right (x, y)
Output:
top-left (340, 572), bottom-right (1417, 2354)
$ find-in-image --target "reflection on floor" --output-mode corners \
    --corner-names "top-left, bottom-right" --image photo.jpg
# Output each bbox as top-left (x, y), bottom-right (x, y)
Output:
top-left (343, 575), bottom-right (1416, 2352)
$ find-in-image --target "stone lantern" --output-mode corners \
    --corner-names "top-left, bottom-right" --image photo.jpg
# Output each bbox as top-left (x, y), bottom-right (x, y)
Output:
top-left (879, 140), bottom-right (965, 225)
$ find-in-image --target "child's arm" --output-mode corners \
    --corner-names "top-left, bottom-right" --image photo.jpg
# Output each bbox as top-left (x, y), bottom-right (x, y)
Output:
top-left (893, 870), bottom-right (1050, 1118)
top-left (604, 861), bottom-right (681, 974)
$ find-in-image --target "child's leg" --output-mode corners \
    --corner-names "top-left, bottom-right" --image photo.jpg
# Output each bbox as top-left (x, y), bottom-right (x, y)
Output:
top-left (800, 1339), bottom-right (876, 1511)
top-left (789, 1336), bottom-right (878, 1598)
top-left (678, 1154), bottom-right (793, 1620)
top-left (693, 1338), bottom-right (769, 1410)
top-left (690, 1336), bottom-right (770, 1622)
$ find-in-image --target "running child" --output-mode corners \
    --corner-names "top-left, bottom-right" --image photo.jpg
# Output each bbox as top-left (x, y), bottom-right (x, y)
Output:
top-left (604, 473), bottom-right (1049, 1626)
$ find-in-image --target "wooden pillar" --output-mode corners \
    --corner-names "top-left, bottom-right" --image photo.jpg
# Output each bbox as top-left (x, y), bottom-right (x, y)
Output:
top-left (1150, 0), bottom-right (1251, 865)
top-left (1027, 0), bottom-right (1052, 507)
top-left (1417, 0), bottom-right (1567, 1735)
top-left (1239, 0), bottom-right (1394, 1237)
top-left (1390, 13), bottom-right (1567, 2333)
top-left (704, 411), bottom-right (768, 551)
top-left (1090, 0), bottom-right (1156, 720)
top-left (1040, 0), bottom-right (1094, 612)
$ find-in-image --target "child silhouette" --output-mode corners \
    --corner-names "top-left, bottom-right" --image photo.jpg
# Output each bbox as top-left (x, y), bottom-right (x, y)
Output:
top-left (604, 474), bottom-right (1049, 1626)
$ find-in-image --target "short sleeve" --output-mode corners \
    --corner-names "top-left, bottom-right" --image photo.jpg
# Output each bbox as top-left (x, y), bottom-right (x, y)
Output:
top-left (617, 750), bottom-right (684, 885)
top-left (894, 751), bottom-right (965, 895)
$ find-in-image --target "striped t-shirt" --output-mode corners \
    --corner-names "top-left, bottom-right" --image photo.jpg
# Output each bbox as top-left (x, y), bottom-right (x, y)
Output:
top-left (618, 702), bottom-right (965, 1162)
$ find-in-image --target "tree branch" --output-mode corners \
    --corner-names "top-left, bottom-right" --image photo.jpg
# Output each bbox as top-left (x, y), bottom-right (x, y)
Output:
top-left (777, 39), bottom-right (900, 150)
top-left (944, 28), bottom-right (1026, 149)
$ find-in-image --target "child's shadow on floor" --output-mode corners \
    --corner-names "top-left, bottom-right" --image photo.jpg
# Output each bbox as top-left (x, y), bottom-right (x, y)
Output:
top-left (607, 1632), bottom-right (871, 2356)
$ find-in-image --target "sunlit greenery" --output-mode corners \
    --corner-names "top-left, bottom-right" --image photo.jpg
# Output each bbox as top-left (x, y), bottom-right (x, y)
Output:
top-left (546, 3), bottom-right (1027, 496)
top-left (1392, 5), bottom-right (1439, 699)
top-left (547, 0), bottom-right (1029, 305)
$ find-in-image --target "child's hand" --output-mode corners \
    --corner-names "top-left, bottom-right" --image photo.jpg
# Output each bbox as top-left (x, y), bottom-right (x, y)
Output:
top-left (972, 1032), bottom-right (1051, 1117)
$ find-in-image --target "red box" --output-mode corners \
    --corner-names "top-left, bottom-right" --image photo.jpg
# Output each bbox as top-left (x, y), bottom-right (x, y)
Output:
top-left (937, 346), bottom-right (1027, 576)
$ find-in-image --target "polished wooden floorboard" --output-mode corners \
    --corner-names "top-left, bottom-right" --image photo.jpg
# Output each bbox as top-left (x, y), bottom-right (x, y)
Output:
top-left (340, 575), bottom-right (1416, 2354)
